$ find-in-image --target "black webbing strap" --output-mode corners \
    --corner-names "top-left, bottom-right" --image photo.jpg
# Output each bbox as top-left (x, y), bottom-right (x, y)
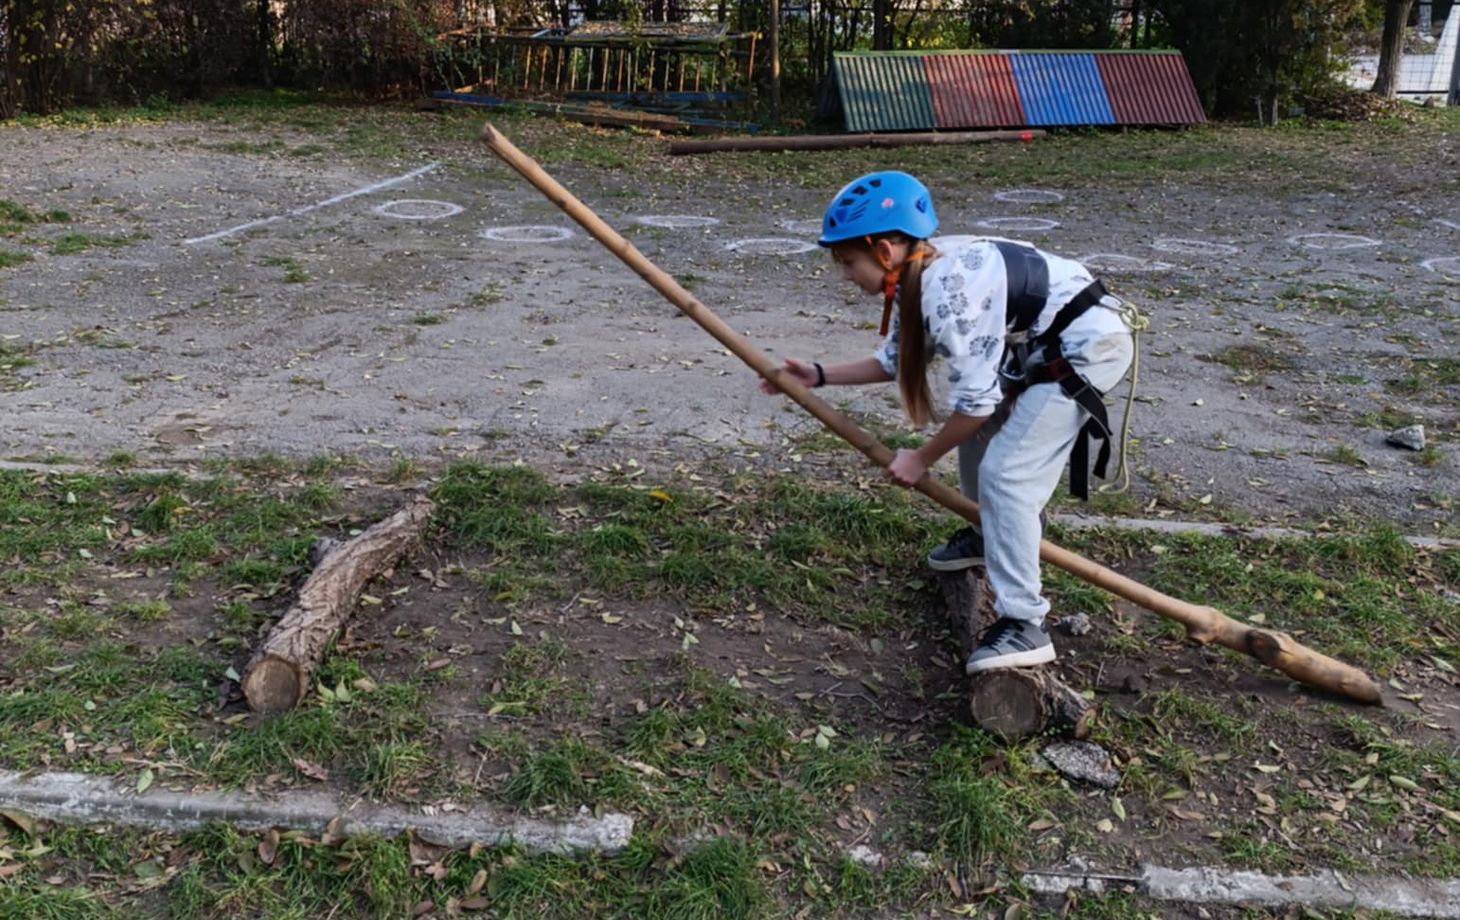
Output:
top-left (992, 241), bottom-right (1050, 334)
top-left (1035, 279), bottom-right (1109, 347)
top-left (1027, 336), bottom-right (1114, 501)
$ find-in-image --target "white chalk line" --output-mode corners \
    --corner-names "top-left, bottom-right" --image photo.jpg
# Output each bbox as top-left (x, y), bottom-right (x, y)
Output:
top-left (183, 162), bottom-right (440, 245)
top-left (1079, 252), bottom-right (1172, 273)
top-left (993, 188), bottom-right (1065, 204)
top-left (1150, 238), bottom-right (1239, 257)
top-left (975, 216), bottom-right (1061, 232)
top-left (635, 214), bottom-right (720, 229)
top-left (373, 198), bottom-right (463, 220)
top-left (1287, 232), bottom-right (1381, 251)
top-left (778, 218), bottom-right (823, 235)
top-left (479, 225), bottom-right (575, 243)
top-left (1436, 219), bottom-right (1460, 231)
top-left (726, 237), bottom-right (818, 255)
top-left (1421, 255), bottom-right (1460, 277)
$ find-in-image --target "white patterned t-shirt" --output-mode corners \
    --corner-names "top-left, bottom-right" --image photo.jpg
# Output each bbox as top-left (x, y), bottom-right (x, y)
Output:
top-left (872, 235), bottom-right (1126, 417)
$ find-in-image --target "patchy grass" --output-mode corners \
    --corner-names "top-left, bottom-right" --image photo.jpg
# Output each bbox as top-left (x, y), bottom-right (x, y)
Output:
top-left (1207, 343), bottom-right (1295, 381)
top-left (0, 248), bottom-right (33, 269)
top-left (51, 233), bottom-right (146, 256)
top-left (1, 340), bottom-right (37, 389)
top-left (259, 255), bottom-right (309, 283)
top-left (1, 460), bottom-right (1457, 918)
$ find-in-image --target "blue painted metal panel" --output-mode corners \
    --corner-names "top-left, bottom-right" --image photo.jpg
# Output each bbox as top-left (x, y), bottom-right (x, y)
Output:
top-left (833, 53), bottom-right (937, 133)
top-left (1008, 54), bottom-right (1114, 126)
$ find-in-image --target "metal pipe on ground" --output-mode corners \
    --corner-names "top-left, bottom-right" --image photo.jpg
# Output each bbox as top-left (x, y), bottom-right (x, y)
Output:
top-left (478, 122), bottom-right (1382, 707)
top-left (668, 128), bottom-right (1043, 155)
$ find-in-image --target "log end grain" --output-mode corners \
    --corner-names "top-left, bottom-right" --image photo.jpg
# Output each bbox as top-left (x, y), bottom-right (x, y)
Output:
top-left (242, 657), bottom-right (305, 715)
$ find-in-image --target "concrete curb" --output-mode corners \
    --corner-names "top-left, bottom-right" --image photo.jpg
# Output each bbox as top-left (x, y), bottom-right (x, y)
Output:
top-left (1023, 864), bottom-right (1460, 918)
top-left (1051, 512), bottom-right (1460, 550)
top-left (0, 770), bottom-right (633, 856)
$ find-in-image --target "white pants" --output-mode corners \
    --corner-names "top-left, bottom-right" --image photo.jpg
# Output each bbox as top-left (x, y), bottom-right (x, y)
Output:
top-left (957, 313), bottom-right (1134, 625)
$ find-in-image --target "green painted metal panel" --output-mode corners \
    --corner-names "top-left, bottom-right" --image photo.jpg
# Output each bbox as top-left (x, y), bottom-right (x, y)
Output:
top-left (834, 53), bottom-right (936, 132)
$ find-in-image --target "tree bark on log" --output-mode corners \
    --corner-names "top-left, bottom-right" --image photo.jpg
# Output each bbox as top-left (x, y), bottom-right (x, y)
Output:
top-left (935, 567), bottom-right (996, 657)
top-left (968, 668), bottom-right (1096, 741)
top-left (939, 566), bottom-right (1095, 740)
top-left (243, 495), bottom-right (435, 713)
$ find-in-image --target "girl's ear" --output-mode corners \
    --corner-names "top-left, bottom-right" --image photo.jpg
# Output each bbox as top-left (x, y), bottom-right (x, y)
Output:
top-left (872, 237), bottom-right (897, 268)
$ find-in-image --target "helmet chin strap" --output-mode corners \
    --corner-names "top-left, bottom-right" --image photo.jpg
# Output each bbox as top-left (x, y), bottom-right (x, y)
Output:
top-left (869, 237), bottom-right (928, 336)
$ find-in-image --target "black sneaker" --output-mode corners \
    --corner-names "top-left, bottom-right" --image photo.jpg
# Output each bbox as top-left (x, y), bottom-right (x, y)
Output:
top-left (927, 526), bottom-right (984, 572)
top-left (965, 617), bottom-right (1056, 674)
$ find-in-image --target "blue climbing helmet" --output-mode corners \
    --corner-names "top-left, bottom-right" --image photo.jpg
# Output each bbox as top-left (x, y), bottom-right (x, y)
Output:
top-left (819, 171), bottom-right (938, 246)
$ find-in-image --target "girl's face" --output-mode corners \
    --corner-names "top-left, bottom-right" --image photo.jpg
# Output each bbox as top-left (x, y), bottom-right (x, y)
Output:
top-left (830, 238), bottom-right (906, 295)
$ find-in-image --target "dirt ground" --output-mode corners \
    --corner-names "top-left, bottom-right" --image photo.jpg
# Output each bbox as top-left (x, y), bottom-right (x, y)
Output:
top-left (1, 110), bottom-right (1458, 533)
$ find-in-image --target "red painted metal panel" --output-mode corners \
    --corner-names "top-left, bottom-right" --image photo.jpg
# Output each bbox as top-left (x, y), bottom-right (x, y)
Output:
top-left (923, 53), bottom-right (1025, 130)
top-left (1097, 53), bottom-right (1206, 125)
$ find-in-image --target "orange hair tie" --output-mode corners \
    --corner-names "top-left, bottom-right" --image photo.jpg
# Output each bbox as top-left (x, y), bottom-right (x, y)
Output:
top-left (875, 244), bottom-right (928, 337)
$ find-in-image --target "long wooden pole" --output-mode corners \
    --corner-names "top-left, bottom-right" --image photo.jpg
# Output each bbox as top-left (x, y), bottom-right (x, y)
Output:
top-left (478, 123), bottom-right (1383, 706)
top-left (668, 129), bottom-right (1044, 156)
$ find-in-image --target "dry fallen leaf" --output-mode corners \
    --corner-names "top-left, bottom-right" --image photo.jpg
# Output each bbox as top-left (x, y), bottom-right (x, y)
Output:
top-left (293, 758), bottom-right (330, 782)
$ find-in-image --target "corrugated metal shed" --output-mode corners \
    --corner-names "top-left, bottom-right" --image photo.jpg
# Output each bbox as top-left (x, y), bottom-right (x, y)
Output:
top-left (1096, 52), bottom-right (1207, 125)
top-left (1008, 53), bottom-right (1114, 126)
top-left (835, 53), bottom-right (936, 132)
top-left (923, 53), bottom-right (1025, 129)
top-left (830, 49), bottom-right (1204, 133)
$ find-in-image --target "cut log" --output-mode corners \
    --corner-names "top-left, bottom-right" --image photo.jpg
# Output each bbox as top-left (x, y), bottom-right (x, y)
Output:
top-left (968, 668), bottom-right (1096, 741)
top-left (940, 567), bottom-right (1096, 740)
top-left (935, 567), bottom-right (997, 657)
top-left (243, 495), bottom-right (435, 713)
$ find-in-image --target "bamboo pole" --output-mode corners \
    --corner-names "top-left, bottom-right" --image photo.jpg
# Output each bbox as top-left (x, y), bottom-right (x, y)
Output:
top-left (477, 123), bottom-right (1383, 707)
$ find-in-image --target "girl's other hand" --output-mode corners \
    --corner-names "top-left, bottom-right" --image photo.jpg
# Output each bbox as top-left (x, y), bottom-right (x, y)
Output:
top-left (759, 358), bottom-right (819, 395)
top-left (885, 448), bottom-right (927, 487)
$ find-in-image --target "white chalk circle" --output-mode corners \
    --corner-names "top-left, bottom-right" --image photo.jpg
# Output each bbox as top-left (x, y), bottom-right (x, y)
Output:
top-left (1150, 238), bottom-right (1240, 257)
top-left (1287, 232), bottom-right (1381, 251)
top-left (372, 199), bottom-right (464, 220)
top-left (479, 225), bottom-right (574, 243)
top-left (778, 218), bottom-right (824, 235)
top-left (974, 216), bottom-right (1061, 232)
top-left (1421, 256), bottom-right (1460, 278)
top-left (635, 214), bottom-right (721, 229)
top-left (725, 237), bottom-right (819, 255)
top-left (993, 189), bottom-right (1065, 205)
top-left (1080, 253), bottom-right (1173, 274)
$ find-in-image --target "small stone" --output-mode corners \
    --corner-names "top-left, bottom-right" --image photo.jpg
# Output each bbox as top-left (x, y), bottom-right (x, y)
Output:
top-left (1060, 613), bottom-right (1092, 636)
top-left (1096, 666), bottom-right (1150, 694)
top-left (905, 850), bottom-right (933, 869)
top-left (845, 844), bottom-right (883, 870)
top-left (1041, 741), bottom-right (1121, 789)
top-left (1386, 424), bottom-right (1426, 451)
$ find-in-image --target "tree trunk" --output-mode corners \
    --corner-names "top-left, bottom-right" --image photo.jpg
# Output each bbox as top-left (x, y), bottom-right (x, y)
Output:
top-left (255, 0), bottom-right (274, 88)
top-left (242, 496), bottom-right (435, 713)
top-left (872, 0), bottom-right (893, 49)
top-left (1373, 0), bottom-right (1416, 99)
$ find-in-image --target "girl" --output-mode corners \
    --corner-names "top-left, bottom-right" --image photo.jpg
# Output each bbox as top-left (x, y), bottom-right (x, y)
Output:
top-left (760, 171), bottom-right (1134, 674)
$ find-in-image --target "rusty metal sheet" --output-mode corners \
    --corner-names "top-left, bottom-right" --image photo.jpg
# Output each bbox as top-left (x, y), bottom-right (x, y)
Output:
top-left (1096, 52), bottom-right (1207, 125)
top-left (922, 53), bottom-right (1025, 129)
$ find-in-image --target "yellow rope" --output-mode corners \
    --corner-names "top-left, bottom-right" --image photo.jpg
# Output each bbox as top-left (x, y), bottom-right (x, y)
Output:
top-left (1098, 300), bottom-right (1149, 495)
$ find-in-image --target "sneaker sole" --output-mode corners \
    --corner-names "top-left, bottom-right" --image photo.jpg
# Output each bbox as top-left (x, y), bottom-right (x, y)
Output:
top-left (927, 554), bottom-right (984, 572)
top-left (965, 645), bottom-right (1056, 675)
